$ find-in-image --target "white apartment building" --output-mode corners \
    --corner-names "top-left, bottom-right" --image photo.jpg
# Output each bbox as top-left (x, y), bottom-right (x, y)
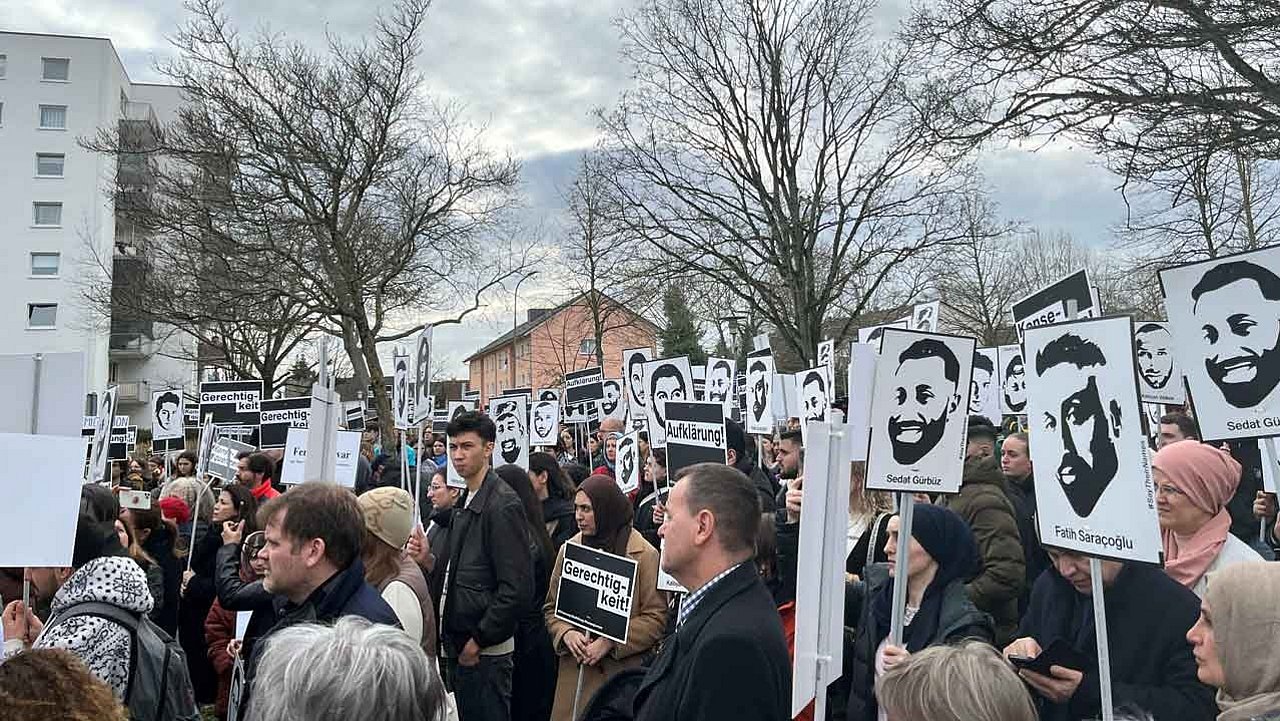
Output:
top-left (0, 31), bottom-right (195, 426)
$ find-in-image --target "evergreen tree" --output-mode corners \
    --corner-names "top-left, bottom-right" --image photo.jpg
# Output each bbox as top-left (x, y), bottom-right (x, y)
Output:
top-left (661, 286), bottom-right (707, 365)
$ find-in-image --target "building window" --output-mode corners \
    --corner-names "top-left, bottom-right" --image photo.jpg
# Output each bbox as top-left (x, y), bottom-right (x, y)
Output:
top-left (579, 338), bottom-right (598, 356)
top-left (30, 253), bottom-right (59, 277)
top-left (32, 202), bottom-right (62, 227)
top-left (0, 54), bottom-right (7, 79)
top-left (36, 153), bottom-right (64, 177)
top-left (27, 303), bottom-right (57, 329)
top-left (38, 105), bottom-right (67, 130)
top-left (41, 58), bottom-right (70, 81)
top-left (0, 102), bottom-right (4, 125)
top-left (498, 353), bottom-right (508, 370)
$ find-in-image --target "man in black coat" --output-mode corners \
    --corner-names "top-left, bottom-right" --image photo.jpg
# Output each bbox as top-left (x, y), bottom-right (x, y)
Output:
top-left (1003, 549), bottom-right (1216, 721)
top-left (633, 463), bottom-right (789, 721)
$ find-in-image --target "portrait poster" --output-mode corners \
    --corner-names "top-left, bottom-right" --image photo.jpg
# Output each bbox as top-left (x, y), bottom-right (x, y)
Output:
top-left (1143, 402), bottom-right (1164, 450)
top-left (554, 542), bottom-right (639, 645)
top-left (858, 320), bottom-right (909, 352)
top-left (616, 430), bottom-right (641, 495)
top-left (744, 349), bottom-right (774, 434)
top-left (817, 340), bottom-right (835, 373)
top-left (643, 356), bottom-right (694, 448)
top-left (865, 329), bottom-right (975, 495)
top-left (911, 301), bottom-right (941, 333)
top-left (1159, 246), bottom-right (1280, 440)
top-left (1011, 269), bottom-right (1097, 340)
top-left (414, 326), bottom-right (433, 420)
top-left (151, 388), bottom-right (184, 443)
top-left (537, 388), bottom-right (560, 403)
top-left (530, 399), bottom-right (560, 447)
top-left (796, 366), bottom-right (832, 441)
top-left (704, 357), bottom-right (737, 413)
top-left (600, 378), bottom-right (627, 423)
top-left (622, 348), bottom-right (653, 422)
top-left (1024, 315), bottom-right (1161, 563)
top-left (445, 400), bottom-right (477, 488)
top-left (663, 401), bottom-right (727, 480)
top-left (392, 349), bottom-right (411, 431)
top-left (969, 347), bottom-right (1002, 423)
top-left (87, 386), bottom-right (118, 483)
top-left (489, 395), bottom-right (529, 470)
top-left (199, 380), bottom-right (262, 446)
top-left (997, 344), bottom-right (1027, 416)
top-left (1133, 321), bottom-right (1185, 405)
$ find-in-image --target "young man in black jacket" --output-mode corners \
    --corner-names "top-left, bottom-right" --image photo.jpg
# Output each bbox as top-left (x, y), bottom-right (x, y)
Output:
top-left (439, 411), bottom-right (534, 721)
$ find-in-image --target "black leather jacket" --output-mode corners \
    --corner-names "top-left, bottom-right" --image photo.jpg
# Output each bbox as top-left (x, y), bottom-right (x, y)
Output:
top-left (440, 470), bottom-right (534, 653)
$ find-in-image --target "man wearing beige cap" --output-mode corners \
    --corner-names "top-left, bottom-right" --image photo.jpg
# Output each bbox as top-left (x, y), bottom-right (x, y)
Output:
top-left (358, 486), bottom-right (437, 656)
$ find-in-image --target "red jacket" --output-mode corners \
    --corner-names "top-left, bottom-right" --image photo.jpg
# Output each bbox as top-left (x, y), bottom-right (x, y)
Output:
top-left (204, 599), bottom-right (236, 720)
top-left (778, 601), bottom-right (815, 721)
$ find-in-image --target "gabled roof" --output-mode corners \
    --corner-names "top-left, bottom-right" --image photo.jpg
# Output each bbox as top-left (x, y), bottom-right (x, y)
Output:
top-left (464, 290), bottom-right (658, 363)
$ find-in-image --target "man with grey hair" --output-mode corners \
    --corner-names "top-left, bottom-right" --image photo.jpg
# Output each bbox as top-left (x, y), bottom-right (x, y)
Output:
top-left (248, 616), bottom-right (447, 721)
top-left (633, 463), bottom-right (790, 721)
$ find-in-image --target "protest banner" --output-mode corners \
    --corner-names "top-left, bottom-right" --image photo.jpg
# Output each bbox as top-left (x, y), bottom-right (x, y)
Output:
top-left (656, 540), bottom-right (687, 594)
top-left (642, 357), bottom-right (693, 448)
top-left (663, 401), bottom-right (727, 480)
top-left (997, 345), bottom-right (1027, 416)
top-left (817, 339), bottom-right (834, 373)
top-left (554, 541), bottom-right (639, 646)
top-left (622, 347), bottom-right (653, 422)
top-left (566, 367), bottom-right (605, 406)
top-left (207, 437), bottom-right (254, 481)
top-left (600, 379), bottom-right (627, 423)
top-left (392, 349), bottom-right (411, 431)
top-left (704, 358), bottom-right (736, 414)
top-left (501, 387), bottom-right (534, 399)
top-left (616, 430), bottom-right (641, 494)
top-left (0, 352), bottom-right (85, 438)
top-left (443, 400), bottom-right (477, 489)
top-left (343, 402), bottom-right (365, 431)
top-left (108, 424), bottom-right (131, 461)
top-left (183, 391), bottom-right (201, 430)
top-left (691, 364), bottom-right (706, 401)
top-left (87, 386), bottom-right (118, 483)
top-left (1011, 269), bottom-right (1097, 340)
top-left (970, 347), bottom-right (1001, 422)
top-left (911, 301), bottom-right (941, 332)
top-left (199, 380), bottom-right (262, 446)
top-left (745, 349), bottom-right (774, 434)
top-left (490, 396), bottom-right (530, 470)
top-left (280, 427), bottom-right (362, 487)
top-left (797, 366), bottom-right (832, 441)
top-left (463, 389), bottom-right (481, 401)
top-left (1133, 321), bottom-right (1185, 405)
top-left (414, 325), bottom-right (433, 420)
top-left (846, 342), bottom-right (877, 461)
top-left (858, 320), bottom-right (908, 351)
top-left (865, 328), bottom-right (975, 495)
top-left (152, 388), bottom-right (186, 452)
top-left (1024, 316), bottom-right (1161, 563)
top-left (0, 433), bottom-right (86, 567)
top-left (530, 399), bottom-right (560, 447)
top-left (791, 421), bottom-right (852, 718)
top-left (1158, 246), bottom-right (1280, 440)
top-left (259, 397), bottom-right (311, 449)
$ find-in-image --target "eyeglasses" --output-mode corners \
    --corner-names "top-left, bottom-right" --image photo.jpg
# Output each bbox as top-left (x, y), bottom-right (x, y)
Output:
top-left (1155, 484), bottom-right (1187, 498)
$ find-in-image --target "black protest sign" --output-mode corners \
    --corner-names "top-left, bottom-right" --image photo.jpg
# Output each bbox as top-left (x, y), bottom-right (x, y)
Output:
top-left (664, 401), bottom-right (727, 480)
top-left (463, 389), bottom-right (481, 401)
top-left (183, 391), bottom-right (200, 429)
top-left (343, 402), bottom-right (366, 431)
top-left (1011, 270), bottom-right (1096, 339)
top-left (566, 367), bottom-right (605, 405)
top-left (500, 387), bottom-right (533, 398)
top-left (108, 425), bottom-right (131, 461)
top-left (554, 542), bottom-right (640, 645)
top-left (431, 409), bottom-right (448, 434)
top-left (260, 397), bottom-right (311, 449)
top-left (199, 380), bottom-right (263, 446)
top-left (208, 437), bottom-right (255, 482)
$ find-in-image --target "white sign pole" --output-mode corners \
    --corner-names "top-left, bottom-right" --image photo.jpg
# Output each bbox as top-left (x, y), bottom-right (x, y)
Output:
top-left (23, 354), bottom-right (42, 615)
top-left (1089, 558), bottom-right (1115, 721)
top-left (888, 493), bottom-right (916, 646)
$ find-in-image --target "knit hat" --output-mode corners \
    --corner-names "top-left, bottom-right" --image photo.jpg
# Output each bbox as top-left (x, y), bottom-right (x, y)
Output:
top-left (157, 496), bottom-right (192, 525)
top-left (358, 487), bottom-right (414, 549)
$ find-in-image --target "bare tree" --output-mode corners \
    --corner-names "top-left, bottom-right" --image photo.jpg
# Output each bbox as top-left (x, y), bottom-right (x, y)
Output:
top-left (600, 0), bottom-right (978, 367)
top-left (82, 0), bottom-right (526, 433)
top-left (936, 193), bottom-right (1022, 345)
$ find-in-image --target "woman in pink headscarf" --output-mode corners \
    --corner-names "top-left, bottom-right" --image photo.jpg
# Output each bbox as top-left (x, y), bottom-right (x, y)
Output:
top-left (1152, 440), bottom-right (1262, 597)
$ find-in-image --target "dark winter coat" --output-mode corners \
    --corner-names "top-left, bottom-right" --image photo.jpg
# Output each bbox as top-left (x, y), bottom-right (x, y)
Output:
top-left (774, 510), bottom-right (893, 607)
top-left (542, 496), bottom-right (577, 551)
top-left (632, 563), bottom-right (790, 721)
top-left (178, 522), bottom-right (221, 703)
top-left (938, 456), bottom-right (1026, 645)
top-left (1004, 471), bottom-right (1052, 614)
top-left (1016, 562), bottom-right (1217, 721)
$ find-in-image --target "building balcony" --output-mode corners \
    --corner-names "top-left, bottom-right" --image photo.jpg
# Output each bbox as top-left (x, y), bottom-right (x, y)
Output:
top-left (109, 332), bottom-right (156, 358)
top-left (114, 380), bottom-right (151, 404)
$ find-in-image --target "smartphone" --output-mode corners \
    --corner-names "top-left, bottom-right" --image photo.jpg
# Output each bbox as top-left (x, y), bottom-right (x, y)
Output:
top-left (1009, 641), bottom-right (1088, 675)
top-left (119, 489), bottom-right (152, 511)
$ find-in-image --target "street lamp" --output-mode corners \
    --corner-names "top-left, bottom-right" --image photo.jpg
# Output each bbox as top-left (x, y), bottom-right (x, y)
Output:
top-left (513, 271), bottom-right (539, 387)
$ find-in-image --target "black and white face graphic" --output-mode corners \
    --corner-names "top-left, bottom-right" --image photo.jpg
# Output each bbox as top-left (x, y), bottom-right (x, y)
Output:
top-left (394, 357), bottom-right (409, 421)
top-left (602, 379), bottom-right (622, 417)
top-left (532, 401), bottom-right (557, 442)
top-left (618, 435), bottom-right (636, 487)
top-left (91, 391), bottom-right (116, 475)
top-left (154, 391), bottom-right (181, 437)
top-left (1034, 333), bottom-right (1121, 517)
top-left (415, 329), bottom-right (432, 406)
top-left (649, 365), bottom-right (688, 427)
top-left (1003, 355), bottom-right (1026, 413)
top-left (889, 339), bottom-right (962, 464)
top-left (749, 360), bottom-right (769, 422)
top-left (817, 341), bottom-right (833, 370)
top-left (539, 389), bottom-right (558, 402)
top-left (970, 352), bottom-right (995, 415)
top-left (800, 369), bottom-right (828, 424)
top-left (1189, 261), bottom-right (1280, 408)
top-left (913, 305), bottom-right (936, 332)
top-left (706, 360), bottom-right (733, 403)
top-left (494, 401), bottom-right (526, 464)
top-left (624, 349), bottom-right (651, 417)
top-left (1134, 323), bottom-right (1174, 390)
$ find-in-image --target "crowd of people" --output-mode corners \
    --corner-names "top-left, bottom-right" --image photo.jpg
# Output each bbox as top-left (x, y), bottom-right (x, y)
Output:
top-left (1, 404), bottom-right (1279, 721)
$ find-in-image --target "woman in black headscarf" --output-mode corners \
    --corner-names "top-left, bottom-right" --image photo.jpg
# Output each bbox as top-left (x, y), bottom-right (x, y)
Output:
top-left (844, 503), bottom-right (994, 721)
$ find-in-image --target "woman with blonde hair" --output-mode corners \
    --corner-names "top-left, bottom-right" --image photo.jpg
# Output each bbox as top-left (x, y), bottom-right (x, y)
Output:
top-left (876, 640), bottom-right (1037, 721)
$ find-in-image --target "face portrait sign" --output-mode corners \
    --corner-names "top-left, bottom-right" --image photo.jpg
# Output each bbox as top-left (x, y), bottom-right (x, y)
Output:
top-left (88, 387), bottom-right (118, 482)
top-left (601, 379), bottom-right (625, 422)
top-left (969, 348), bottom-right (1001, 422)
top-left (1160, 248), bottom-right (1280, 440)
top-left (1133, 321), bottom-right (1185, 405)
top-left (816, 340), bottom-right (834, 371)
top-left (1024, 316), bottom-right (1160, 562)
top-left (911, 301), bottom-right (940, 333)
top-left (530, 400), bottom-right (559, 446)
top-left (392, 353), bottom-right (410, 430)
top-left (997, 345), bottom-right (1026, 415)
top-left (414, 326), bottom-right (433, 415)
top-left (152, 389), bottom-right (183, 441)
top-left (865, 330), bottom-right (973, 495)
top-left (643, 357), bottom-right (693, 447)
top-left (489, 396), bottom-right (529, 469)
top-left (622, 347), bottom-right (653, 421)
top-left (616, 432), bottom-right (640, 494)
top-left (745, 350), bottom-right (774, 434)
top-left (798, 367), bottom-right (831, 428)
top-left (705, 358), bottom-right (735, 407)
top-left (538, 388), bottom-right (559, 403)
top-left (858, 320), bottom-right (909, 352)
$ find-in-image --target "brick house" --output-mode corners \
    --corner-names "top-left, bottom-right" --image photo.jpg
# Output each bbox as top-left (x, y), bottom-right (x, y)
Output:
top-left (465, 290), bottom-right (659, 405)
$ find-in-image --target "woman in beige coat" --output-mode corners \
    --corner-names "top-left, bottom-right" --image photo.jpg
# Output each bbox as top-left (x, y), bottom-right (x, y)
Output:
top-left (543, 474), bottom-right (668, 721)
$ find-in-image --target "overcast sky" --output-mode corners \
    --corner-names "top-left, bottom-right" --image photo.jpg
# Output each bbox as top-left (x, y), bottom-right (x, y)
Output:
top-left (4, 0), bottom-right (1129, 377)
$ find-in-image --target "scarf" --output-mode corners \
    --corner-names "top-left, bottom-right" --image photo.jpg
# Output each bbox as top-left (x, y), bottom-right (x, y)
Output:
top-left (578, 474), bottom-right (634, 557)
top-left (1207, 563), bottom-right (1280, 721)
top-left (871, 504), bottom-right (980, 652)
top-left (1153, 441), bottom-right (1240, 589)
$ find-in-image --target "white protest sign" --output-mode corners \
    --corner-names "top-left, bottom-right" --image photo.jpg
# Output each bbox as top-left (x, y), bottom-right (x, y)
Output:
top-left (601, 378), bottom-right (627, 423)
top-left (846, 342), bottom-right (877, 462)
top-left (745, 349), bottom-right (774, 434)
top-left (554, 541), bottom-right (639, 645)
top-left (622, 348), bottom-right (653, 424)
top-left (88, 387), bottom-right (119, 483)
top-left (1012, 269), bottom-right (1097, 341)
top-left (704, 358), bottom-right (737, 414)
top-left (0, 352), bottom-right (85, 438)
top-left (530, 399), bottom-right (560, 447)
top-left (305, 383), bottom-right (341, 484)
top-left (865, 329), bottom-right (975, 495)
top-left (969, 347), bottom-right (1001, 422)
top-left (656, 540), bottom-right (687, 593)
top-left (1024, 316), bottom-right (1161, 562)
top-left (392, 349), bottom-right (411, 431)
top-left (0, 433), bottom-right (87, 567)
top-left (997, 345), bottom-right (1027, 416)
top-left (281, 427), bottom-right (361, 487)
top-left (911, 301), bottom-right (941, 332)
top-left (1262, 439), bottom-right (1280, 495)
top-left (796, 366), bottom-right (832, 442)
top-left (858, 320), bottom-right (909, 352)
top-left (1134, 321), bottom-right (1185, 405)
top-left (414, 325), bottom-right (433, 422)
top-left (817, 340), bottom-right (834, 372)
top-left (616, 430), bottom-right (641, 495)
top-left (490, 396), bottom-right (530, 470)
top-left (643, 357), bottom-right (693, 448)
top-left (235, 612), bottom-right (251, 641)
top-left (151, 388), bottom-right (185, 442)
